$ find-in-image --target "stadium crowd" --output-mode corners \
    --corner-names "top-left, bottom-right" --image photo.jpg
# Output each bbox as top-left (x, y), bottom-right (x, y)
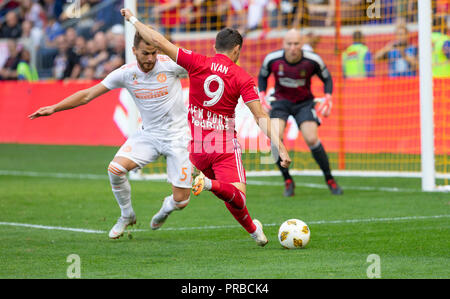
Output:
top-left (0, 0), bottom-right (124, 80)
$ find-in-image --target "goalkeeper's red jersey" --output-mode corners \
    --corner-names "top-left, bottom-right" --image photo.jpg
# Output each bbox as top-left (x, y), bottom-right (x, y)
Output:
top-left (176, 48), bottom-right (260, 144)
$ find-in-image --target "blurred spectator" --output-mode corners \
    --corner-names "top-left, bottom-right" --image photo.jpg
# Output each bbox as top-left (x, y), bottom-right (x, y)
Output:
top-left (42, 15), bottom-right (64, 48)
top-left (59, 0), bottom-right (91, 22)
top-left (0, 1), bottom-right (20, 18)
top-left (42, 0), bottom-right (64, 20)
top-left (0, 10), bottom-right (22, 38)
top-left (86, 31), bottom-right (111, 79)
top-left (19, 0), bottom-right (45, 29)
top-left (90, 0), bottom-right (123, 34)
top-left (306, 0), bottom-right (333, 26)
top-left (280, 0), bottom-right (309, 27)
top-left (431, 17), bottom-right (449, 78)
top-left (375, 24), bottom-right (418, 77)
top-left (21, 20), bottom-right (43, 51)
top-left (17, 48), bottom-right (39, 81)
top-left (342, 30), bottom-right (374, 78)
top-left (226, 0), bottom-right (248, 32)
top-left (79, 39), bottom-right (97, 73)
top-left (301, 31), bottom-right (320, 52)
top-left (80, 66), bottom-right (96, 80)
top-left (65, 27), bottom-right (78, 49)
top-left (153, 0), bottom-right (183, 34)
top-left (52, 35), bottom-right (81, 79)
top-left (0, 39), bottom-right (21, 80)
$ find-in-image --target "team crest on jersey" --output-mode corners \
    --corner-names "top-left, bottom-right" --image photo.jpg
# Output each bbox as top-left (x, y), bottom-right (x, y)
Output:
top-left (132, 73), bottom-right (138, 85)
top-left (277, 64), bottom-right (284, 76)
top-left (157, 73), bottom-right (167, 83)
top-left (300, 69), bottom-right (306, 77)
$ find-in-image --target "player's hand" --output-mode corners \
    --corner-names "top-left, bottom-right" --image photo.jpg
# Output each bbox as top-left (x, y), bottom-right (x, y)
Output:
top-left (28, 106), bottom-right (55, 119)
top-left (318, 93), bottom-right (332, 117)
top-left (279, 150), bottom-right (291, 169)
top-left (120, 8), bottom-right (134, 21)
top-left (259, 91), bottom-right (271, 113)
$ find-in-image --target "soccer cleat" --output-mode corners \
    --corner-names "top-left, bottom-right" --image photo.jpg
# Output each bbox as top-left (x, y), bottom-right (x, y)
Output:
top-left (150, 197), bottom-right (171, 230)
top-left (283, 179), bottom-right (295, 197)
top-left (192, 172), bottom-right (206, 196)
top-left (250, 219), bottom-right (268, 247)
top-left (109, 212), bottom-right (136, 239)
top-left (327, 179), bottom-right (343, 195)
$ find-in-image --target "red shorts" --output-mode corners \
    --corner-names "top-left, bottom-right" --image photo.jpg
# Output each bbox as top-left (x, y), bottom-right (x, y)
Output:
top-left (189, 138), bottom-right (246, 184)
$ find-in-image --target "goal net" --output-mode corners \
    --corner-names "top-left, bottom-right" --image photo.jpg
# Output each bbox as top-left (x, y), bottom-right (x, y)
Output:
top-left (125, 0), bottom-right (449, 191)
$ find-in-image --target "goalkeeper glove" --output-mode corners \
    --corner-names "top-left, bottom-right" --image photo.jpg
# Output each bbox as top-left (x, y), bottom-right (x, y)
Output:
top-left (318, 93), bottom-right (332, 117)
top-left (259, 91), bottom-right (272, 113)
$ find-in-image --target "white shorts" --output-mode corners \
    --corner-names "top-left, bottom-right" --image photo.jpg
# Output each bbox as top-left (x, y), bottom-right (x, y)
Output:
top-left (115, 130), bottom-right (192, 189)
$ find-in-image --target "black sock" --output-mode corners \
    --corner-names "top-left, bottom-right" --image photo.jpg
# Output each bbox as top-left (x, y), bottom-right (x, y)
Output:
top-left (276, 157), bottom-right (292, 181)
top-left (310, 142), bottom-right (333, 181)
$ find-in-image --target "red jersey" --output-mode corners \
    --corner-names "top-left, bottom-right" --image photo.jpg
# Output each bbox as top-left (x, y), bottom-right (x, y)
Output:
top-left (176, 48), bottom-right (260, 147)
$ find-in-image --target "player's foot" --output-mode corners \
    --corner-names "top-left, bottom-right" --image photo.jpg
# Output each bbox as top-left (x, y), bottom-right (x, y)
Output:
top-left (192, 172), bottom-right (211, 196)
top-left (109, 212), bottom-right (136, 239)
top-left (150, 196), bottom-right (171, 230)
top-left (327, 178), bottom-right (343, 195)
top-left (250, 219), bottom-right (268, 247)
top-left (284, 179), bottom-right (295, 197)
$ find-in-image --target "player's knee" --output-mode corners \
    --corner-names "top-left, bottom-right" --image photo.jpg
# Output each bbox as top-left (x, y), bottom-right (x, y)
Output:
top-left (107, 161), bottom-right (128, 184)
top-left (305, 136), bottom-right (320, 148)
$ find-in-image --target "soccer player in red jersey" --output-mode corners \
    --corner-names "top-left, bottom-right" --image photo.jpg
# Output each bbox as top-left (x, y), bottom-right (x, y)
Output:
top-left (121, 8), bottom-right (291, 247)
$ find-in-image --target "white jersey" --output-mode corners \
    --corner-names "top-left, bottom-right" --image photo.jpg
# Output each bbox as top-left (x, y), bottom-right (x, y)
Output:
top-left (101, 55), bottom-right (188, 139)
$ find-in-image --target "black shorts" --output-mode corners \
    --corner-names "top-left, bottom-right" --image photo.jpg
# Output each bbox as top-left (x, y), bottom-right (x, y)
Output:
top-left (269, 99), bottom-right (321, 127)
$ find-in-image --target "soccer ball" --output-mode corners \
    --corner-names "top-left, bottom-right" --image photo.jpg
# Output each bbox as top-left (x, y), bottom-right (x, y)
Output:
top-left (278, 219), bottom-right (310, 249)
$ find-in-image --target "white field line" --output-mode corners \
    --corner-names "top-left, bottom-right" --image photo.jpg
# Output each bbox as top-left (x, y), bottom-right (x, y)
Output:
top-left (0, 215), bottom-right (449, 234)
top-left (0, 169), bottom-right (427, 193)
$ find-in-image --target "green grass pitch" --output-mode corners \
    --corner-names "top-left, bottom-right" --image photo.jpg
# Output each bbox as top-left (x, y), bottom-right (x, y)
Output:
top-left (0, 144), bottom-right (449, 279)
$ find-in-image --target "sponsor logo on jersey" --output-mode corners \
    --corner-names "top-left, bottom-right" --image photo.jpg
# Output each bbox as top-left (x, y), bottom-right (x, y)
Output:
top-left (134, 87), bottom-right (169, 100)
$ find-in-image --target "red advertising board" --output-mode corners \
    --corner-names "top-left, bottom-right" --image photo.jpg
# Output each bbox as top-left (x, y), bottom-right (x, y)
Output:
top-left (0, 78), bottom-right (449, 154)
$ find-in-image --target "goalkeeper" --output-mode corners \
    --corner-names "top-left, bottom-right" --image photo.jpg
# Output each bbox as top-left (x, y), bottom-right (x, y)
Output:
top-left (258, 28), bottom-right (342, 197)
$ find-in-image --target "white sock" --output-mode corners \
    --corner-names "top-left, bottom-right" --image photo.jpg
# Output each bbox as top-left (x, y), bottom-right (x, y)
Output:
top-left (161, 195), bottom-right (176, 215)
top-left (203, 177), bottom-right (212, 190)
top-left (161, 194), bottom-right (190, 214)
top-left (108, 161), bottom-right (133, 218)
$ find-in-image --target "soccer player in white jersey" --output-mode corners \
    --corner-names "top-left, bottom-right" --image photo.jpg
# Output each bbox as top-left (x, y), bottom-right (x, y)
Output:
top-left (28, 30), bottom-right (192, 239)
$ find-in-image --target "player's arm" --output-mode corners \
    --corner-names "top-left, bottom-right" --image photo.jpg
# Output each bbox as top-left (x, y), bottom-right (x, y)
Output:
top-left (257, 56), bottom-right (273, 111)
top-left (121, 8), bottom-right (178, 62)
top-left (246, 100), bottom-right (291, 168)
top-left (28, 83), bottom-right (109, 119)
top-left (315, 60), bottom-right (333, 117)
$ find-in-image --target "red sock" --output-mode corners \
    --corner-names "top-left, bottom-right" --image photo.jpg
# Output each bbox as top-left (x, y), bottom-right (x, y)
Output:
top-left (211, 180), bottom-right (245, 209)
top-left (225, 202), bottom-right (256, 234)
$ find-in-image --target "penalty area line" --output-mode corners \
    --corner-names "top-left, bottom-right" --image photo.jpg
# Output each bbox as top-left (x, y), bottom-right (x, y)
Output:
top-left (1, 215), bottom-right (449, 234)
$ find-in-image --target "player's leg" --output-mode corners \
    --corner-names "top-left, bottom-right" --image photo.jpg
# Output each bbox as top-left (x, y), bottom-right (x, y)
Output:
top-left (109, 132), bottom-right (160, 239)
top-left (269, 100), bottom-right (295, 197)
top-left (107, 156), bottom-right (138, 239)
top-left (299, 120), bottom-right (343, 195)
top-left (192, 140), bottom-right (268, 246)
top-left (151, 143), bottom-right (192, 230)
top-left (270, 117), bottom-right (295, 197)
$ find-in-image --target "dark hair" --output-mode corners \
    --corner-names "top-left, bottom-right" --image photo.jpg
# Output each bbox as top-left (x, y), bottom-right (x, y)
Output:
top-left (133, 25), bottom-right (155, 48)
top-left (215, 28), bottom-right (243, 52)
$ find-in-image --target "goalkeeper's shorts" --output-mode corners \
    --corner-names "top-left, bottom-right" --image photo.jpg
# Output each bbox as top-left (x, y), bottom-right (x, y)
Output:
top-left (269, 99), bottom-right (321, 127)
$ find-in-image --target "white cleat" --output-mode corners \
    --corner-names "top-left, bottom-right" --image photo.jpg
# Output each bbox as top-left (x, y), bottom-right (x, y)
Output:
top-left (250, 219), bottom-right (268, 247)
top-left (109, 213), bottom-right (136, 239)
top-left (150, 197), bottom-right (171, 230)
